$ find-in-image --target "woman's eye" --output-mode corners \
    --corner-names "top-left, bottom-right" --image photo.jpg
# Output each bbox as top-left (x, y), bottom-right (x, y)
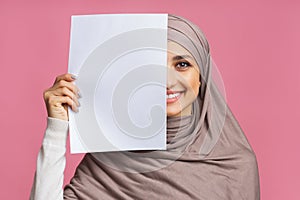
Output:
top-left (175, 61), bottom-right (191, 70)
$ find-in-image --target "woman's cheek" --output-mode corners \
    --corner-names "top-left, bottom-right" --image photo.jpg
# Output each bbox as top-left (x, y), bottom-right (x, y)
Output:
top-left (187, 73), bottom-right (200, 97)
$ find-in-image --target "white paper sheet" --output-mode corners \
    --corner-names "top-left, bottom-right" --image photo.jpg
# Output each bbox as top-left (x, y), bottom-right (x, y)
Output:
top-left (68, 14), bottom-right (167, 153)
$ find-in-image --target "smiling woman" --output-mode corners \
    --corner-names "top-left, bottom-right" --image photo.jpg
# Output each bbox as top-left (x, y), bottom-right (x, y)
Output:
top-left (167, 41), bottom-right (201, 117)
top-left (30, 14), bottom-right (260, 200)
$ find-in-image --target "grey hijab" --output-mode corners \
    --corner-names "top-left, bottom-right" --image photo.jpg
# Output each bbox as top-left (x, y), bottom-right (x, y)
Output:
top-left (64, 14), bottom-right (260, 199)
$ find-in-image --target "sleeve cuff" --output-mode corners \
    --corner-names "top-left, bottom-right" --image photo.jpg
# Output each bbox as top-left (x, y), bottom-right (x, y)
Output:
top-left (43, 117), bottom-right (69, 147)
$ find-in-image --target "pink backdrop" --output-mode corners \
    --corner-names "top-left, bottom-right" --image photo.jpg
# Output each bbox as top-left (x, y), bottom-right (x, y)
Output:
top-left (1, 0), bottom-right (299, 199)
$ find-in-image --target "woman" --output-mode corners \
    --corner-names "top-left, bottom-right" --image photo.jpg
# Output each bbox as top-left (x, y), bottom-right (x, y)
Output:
top-left (30, 14), bottom-right (260, 199)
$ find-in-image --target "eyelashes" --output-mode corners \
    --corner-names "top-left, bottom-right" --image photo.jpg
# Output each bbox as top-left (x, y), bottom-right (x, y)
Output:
top-left (175, 61), bottom-right (192, 71)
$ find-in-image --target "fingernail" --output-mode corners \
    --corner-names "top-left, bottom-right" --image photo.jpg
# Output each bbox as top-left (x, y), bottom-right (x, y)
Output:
top-left (77, 91), bottom-right (82, 98)
top-left (71, 74), bottom-right (77, 80)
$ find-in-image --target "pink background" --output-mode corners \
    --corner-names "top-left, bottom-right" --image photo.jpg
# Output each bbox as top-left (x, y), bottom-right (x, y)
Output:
top-left (1, 0), bottom-right (299, 199)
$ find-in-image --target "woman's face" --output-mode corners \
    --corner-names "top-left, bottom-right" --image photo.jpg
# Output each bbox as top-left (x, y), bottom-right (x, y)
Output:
top-left (167, 41), bottom-right (201, 117)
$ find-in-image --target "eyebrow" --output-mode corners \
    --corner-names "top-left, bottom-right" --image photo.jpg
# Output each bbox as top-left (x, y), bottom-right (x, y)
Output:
top-left (172, 55), bottom-right (193, 61)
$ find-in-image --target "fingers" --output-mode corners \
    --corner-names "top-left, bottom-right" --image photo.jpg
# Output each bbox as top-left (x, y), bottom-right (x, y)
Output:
top-left (54, 73), bottom-right (77, 84)
top-left (52, 87), bottom-right (80, 107)
top-left (44, 86), bottom-right (80, 109)
top-left (52, 74), bottom-right (79, 95)
top-left (43, 73), bottom-right (81, 120)
top-left (49, 73), bottom-right (80, 103)
top-left (51, 79), bottom-right (80, 97)
top-left (47, 95), bottom-right (78, 113)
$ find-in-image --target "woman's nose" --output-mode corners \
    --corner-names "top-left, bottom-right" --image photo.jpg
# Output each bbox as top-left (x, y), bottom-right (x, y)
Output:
top-left (167, 67), bottom-right (178, 88)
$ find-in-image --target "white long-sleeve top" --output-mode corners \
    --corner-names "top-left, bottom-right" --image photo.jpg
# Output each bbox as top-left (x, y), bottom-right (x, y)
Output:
top-left (30, 117), bottom-right (69, 200)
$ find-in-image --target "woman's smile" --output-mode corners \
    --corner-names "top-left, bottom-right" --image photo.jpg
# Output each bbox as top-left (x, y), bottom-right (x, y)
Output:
top-left (166, 90), bottom-right (184, 104)
top-left (166, 41), bottom-right (201, 117)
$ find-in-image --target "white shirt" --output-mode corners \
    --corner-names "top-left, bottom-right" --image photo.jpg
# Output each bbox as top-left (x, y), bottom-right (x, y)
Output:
top-left (30, 117), bottom-right (69, 200)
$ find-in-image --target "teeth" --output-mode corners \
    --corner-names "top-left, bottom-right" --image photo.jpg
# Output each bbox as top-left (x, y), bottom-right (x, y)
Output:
top-left (167, 93), bottom-right (180, 99)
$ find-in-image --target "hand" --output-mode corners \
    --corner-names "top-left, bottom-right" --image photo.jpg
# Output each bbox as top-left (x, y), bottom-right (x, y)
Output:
top-left (43, 73), bottom-right (80, 121)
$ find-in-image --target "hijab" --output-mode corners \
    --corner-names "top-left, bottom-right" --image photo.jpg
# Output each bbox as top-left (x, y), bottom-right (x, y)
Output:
top-left (64, 14), bottom-right (260, 199)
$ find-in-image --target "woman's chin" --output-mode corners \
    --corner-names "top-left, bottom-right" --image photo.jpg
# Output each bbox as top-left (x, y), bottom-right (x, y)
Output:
top-left (167, 104), bottom-right (193, 117)
top-left (166, 108), bottom-right (181, 117)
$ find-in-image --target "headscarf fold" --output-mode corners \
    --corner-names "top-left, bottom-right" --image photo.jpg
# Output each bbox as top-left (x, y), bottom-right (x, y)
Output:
top-left (64, 14), bottom-right (260, 199)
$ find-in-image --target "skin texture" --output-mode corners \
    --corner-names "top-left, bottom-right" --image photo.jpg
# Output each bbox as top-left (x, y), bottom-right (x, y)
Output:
top-left (43, 41), bottom-right (200, 120)
top-left (43, 73), bottom-right (80, 121)
top-left (166, 41), bottom-right (201, 117)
